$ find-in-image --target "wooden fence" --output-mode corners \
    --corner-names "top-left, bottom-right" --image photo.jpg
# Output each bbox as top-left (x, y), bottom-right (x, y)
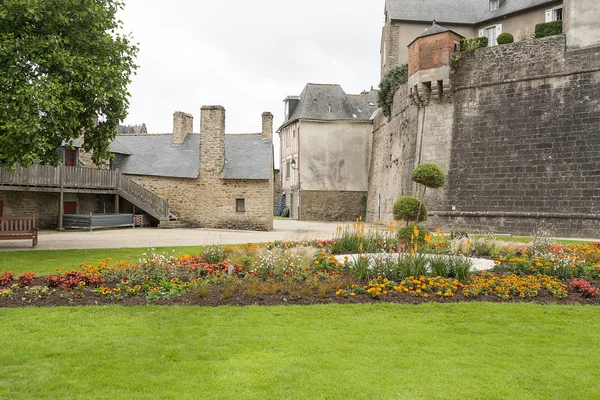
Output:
top-left (0, 165), bottom-right (169, 219)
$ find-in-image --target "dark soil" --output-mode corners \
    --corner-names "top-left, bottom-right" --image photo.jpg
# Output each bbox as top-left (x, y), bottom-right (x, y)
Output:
top-left (1, 277), bottom-right (599, 308)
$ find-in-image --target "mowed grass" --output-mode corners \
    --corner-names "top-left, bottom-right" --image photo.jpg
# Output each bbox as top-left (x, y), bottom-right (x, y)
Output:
top-left (1, 303), bottom-right (600, 399)
top-left (0, 246), bottom-right (206, 276)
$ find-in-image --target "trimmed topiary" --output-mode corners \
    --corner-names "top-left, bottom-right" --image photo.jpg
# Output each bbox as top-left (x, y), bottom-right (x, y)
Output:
top-left (496, 32), bottom-right (514, 44)
top-left (460, 36), bottom-right (488, 52)
top-left (411, 163), bottom-right (445, 189)
top-left (534, 21), bottom-right (562, 38)
top-left (396, 224), bottom-right (430, 245)
top-left (393, 196), bottom-right (428, 223)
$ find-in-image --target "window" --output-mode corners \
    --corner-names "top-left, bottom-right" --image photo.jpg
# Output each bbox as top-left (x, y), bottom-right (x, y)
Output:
top-left (489, 0), bottom-right (499, 11)
top-left (236, 199), bottom-right (245, 213)
top-left (293, 129), bottom-right (296, 139)
top-left (0, 200), bottom-right (3, 218)
top-left (480, 24), bottom-right (502, 46)
top-left (64, 149), bottom-right (77, 166)
top-left (546, 6), bottom-right (563, 22)
top-left (286, 161), bottom-right (291, 180)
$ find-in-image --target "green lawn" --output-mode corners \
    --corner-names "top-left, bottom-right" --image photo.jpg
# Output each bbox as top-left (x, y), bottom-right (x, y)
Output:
top-left (0, 246), bottom-right (206, 276)
top-left (1, 303), bottom-right (599, 399)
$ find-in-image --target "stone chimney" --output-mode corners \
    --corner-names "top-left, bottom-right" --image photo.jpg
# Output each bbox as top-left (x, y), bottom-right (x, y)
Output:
top-left (261, 112), bottom-right (273, 140)
top-left (200, 106), bottom-right (226, 175)
top-left (173, 111), bottom-right (193, 145)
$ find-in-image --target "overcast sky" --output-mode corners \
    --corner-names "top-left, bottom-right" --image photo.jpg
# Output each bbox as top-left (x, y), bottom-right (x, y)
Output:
top-left (118, 0), bottom-right (384, 141)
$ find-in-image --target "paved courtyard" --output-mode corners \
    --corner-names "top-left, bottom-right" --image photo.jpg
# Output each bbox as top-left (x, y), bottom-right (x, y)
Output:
top-left (0, 219), bottom-right (359, 251)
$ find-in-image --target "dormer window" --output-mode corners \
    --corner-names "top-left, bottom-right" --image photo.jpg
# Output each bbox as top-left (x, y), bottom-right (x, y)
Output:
top-left (489, 0), bottom-right (499, 11)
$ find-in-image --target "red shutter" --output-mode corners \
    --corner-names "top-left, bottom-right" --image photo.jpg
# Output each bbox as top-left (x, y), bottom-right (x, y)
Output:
top-left (64, 149), bottom-right (77, 166)
top-left (64, 202), bottom-right (77, 214)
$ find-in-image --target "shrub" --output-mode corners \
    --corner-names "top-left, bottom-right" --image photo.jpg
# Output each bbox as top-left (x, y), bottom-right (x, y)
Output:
top-left (0, 270), bottom-right (15, 286)
top-left (497, 32), bottom-right (514, 44)
top-left (393, 196), bottom-right (428, 222)
top-left (377, 64), bottom-right (408, 117)
top-left (411, 163), bottom-right (445, 189)
top-left (396, 224), bottom-right (430, 245)
top-left (460, 36), bottom-right (488, 52)
top-left (570, 278), bottom-right (599, 298)
top-left (534, 21), bottom-right (562, 38)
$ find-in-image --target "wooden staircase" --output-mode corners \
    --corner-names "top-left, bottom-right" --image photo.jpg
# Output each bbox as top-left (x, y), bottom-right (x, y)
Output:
top-left (0, 165), bottom-right (172, 223)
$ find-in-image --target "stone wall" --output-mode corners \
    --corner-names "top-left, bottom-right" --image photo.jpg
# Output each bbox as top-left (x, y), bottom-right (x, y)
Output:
top-left (301, 191), bottom-right (366, 222)
top-left (131, 174), bottom-right (272, 230)
top-left (443, 34), bottom-right (600, 236)
top-left (368, 34), bottom-right (600, 237)
top-left (366, 85), bottom-right (419, 223)
top-left (0, 191), bottom-right (115, 229)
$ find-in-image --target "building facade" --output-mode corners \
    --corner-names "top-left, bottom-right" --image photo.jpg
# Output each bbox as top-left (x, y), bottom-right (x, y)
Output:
top-left (381, 0), bottom-right (564, 77)
top-left (277, 84), bottom-right (377, 221)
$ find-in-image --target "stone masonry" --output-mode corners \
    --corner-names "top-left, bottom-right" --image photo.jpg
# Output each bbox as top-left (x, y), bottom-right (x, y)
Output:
top-left (301, 191), bottom-right (366, 221)
top-left (367, 32), bottom-right (600, 237)
top-left (130, 106), bottom-right (274, 231)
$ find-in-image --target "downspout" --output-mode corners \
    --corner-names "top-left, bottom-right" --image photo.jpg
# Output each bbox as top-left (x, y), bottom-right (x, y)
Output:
top-left (297, 124), bottom-right (301, 220)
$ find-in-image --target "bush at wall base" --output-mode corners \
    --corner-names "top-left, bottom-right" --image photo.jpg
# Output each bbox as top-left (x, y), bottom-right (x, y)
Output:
top-left (497, 32), bottom-right (514, 44)
top-left (396, 224), bottom-right (431, 245)
top-left (393, 196), bottom-right (428, 223)
top-left (534, 21), bottom-right (562, 38)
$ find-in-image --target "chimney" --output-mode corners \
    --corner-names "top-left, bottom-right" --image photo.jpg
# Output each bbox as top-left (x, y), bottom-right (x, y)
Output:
top-left (173, 111), bottom-right (193, 145)
top-left (200, 105), bottom-right (226, 175)
top-left (262, 112), bottom-right (273, 140)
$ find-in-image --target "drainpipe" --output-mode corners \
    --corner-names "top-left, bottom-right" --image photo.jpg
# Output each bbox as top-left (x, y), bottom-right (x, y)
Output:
top-left (297, 125), bottom-right (301, 220)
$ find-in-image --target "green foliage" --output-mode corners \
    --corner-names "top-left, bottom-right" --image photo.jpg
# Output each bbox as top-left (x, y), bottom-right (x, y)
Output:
top-left (393, 197), bottom-right (428, 223)
top-left (535, 21), bottom-right (563, 38)
top-left (0, 0), bottom-right (138, 167)
top-left (377, 64), bottom-right (408, 117)
top-left (460, 36), bottom-right (489, 52)
top-left (411, 163), bottom-right (445, 189)
top-left (396, 224), bottom-right (430, 245)
top-left (496, 32), bottom-right (514, 44)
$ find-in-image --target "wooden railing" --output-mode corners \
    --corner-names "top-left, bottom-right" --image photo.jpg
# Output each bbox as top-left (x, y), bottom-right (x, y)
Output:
top-left (0, 165), bottom-right (170, 220)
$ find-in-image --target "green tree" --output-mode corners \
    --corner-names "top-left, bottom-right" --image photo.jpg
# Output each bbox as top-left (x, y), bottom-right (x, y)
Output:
top-left (0, 0), bottom-right (138, 167)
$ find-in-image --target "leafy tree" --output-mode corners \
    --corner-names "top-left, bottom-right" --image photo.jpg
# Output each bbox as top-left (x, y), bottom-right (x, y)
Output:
top-left (0, 0), bottom-right (138, 167)
top-left (377, 64), bottom-right (408, 118)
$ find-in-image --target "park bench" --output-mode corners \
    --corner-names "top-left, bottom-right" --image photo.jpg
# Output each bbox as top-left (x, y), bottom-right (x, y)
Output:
top-left (0, 216), bottom-right (39, 247)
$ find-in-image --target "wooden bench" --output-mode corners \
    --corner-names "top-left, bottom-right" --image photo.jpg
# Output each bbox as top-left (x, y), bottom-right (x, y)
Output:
top-left (0, 216), bottom-right (39, 247)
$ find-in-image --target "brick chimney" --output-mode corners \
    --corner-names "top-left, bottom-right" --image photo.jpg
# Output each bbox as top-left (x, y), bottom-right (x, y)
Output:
top-left (173, 111), bottom-right (193, 145)
top-left (200, 106), bottom-right (226, 175)
top-left (262, 112), bottom-right (273, 140)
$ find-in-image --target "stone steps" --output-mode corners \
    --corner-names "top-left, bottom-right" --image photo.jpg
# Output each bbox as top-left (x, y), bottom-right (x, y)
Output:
top-left (158, 220), bottom-right (187, 229)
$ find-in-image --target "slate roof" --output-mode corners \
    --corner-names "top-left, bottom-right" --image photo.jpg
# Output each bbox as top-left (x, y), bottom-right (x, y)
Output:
top-left (220, 135), bottom-right (272, 180)
top-left (279, 84), bottom-right (379, 130)
top-left (385, 0), bottom-right (559, 25)
top-left (112, 134), bottom-right (200, 179)
top-left (416, 22), bottom-right (451, 39)
top-left (110, 133), bottom-right (272, 180)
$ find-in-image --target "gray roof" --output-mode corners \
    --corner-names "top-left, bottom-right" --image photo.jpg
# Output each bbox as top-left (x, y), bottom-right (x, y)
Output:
top-left (417, 22), bottom-right (451, 38)
top-left (220, 135), bottom-right (272, 180)
top-left (279, 84), bottom-right (378, 130)
top-left (112, 134), bottom-right (200, 179)
top-left (385, 0), bottom-right (559, 25)
top-left (109, 139), bottom-right (133, 155)
top-left (111, 133), bottom-right (272, 180)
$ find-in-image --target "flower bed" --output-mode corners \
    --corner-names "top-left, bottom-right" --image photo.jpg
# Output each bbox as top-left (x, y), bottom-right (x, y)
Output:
top-left (2, 224), bottom-right (599, 307)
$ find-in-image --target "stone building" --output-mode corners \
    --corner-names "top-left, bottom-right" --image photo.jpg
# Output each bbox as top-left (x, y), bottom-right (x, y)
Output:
top-left (111, 107), bottom-right (274, 230)
top-left (0, 107), bottom-right (274, 231)
top-left (367, 0), bottom-right (600, 237)
top-left (277, 84), bottom-right (378, 221)
top-left (381, 0), bottom-right (564, 77)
